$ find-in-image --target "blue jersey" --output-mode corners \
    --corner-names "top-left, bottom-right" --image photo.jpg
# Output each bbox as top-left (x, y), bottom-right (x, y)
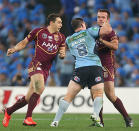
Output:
top-left (66, 26), bottom-right (102, 68)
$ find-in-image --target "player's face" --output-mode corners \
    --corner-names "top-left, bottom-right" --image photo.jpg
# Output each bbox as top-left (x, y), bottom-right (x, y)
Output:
top-left (97, 12), bottom-right (109, 26)
top-left (52, 17), bottom-right (62, 32)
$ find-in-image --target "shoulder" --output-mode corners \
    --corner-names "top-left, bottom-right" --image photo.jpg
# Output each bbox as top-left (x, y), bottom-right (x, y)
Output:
top-left (66, 35), bottom-right (71, 43)
top-left (108, 30), bottom-right (117, 37)
top-left (59, 32), bottom-right (65, 38)
top-left (111, 30), bottom-right (117, 36)
top-left (110, 30), bottom-right (118, 40)
top-left (32, 27), bottom-right (44, 32)
top-left (58, 32), bottom-right (66, 40)
top-left (87, 26), bottom-right (100, 31)
top-left (105, 29), bottom-right (118, 40)
top-left (30, 27), bottom-right (44, 35)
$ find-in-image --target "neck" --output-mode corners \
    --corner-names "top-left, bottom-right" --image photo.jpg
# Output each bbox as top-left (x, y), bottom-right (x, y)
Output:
top-left (75, 28), bottom-right (84, 32)
top-left (47, 25), bottom-right (56, 34)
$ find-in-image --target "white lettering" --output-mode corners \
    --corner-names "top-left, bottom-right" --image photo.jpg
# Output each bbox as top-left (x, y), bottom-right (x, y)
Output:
top-left (53, 45), bottom-right (58, 50)
top-left (42, 42), bottom-right (58, 50)
top-left (42, 42), bottom-right (47, 46)
top-left (71, 38), bottom-right (85, 47)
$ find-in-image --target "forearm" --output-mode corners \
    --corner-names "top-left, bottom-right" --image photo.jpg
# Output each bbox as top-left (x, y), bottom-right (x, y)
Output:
top-left (14, 38), bottom-right (28, 52)
top-left (100, 39), bottom-right (118, 50)
top-left (14, 41), bottom-right (26, 52)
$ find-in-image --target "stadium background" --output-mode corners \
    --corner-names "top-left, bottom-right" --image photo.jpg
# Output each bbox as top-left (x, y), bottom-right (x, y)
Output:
top-left (0, 0), bottom-right (139, 130)
top-left (0, 0), bottom-right (138, 87)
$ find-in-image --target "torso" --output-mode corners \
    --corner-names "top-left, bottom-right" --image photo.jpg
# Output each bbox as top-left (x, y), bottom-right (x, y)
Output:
top-left (27, 27), bottom-right (65, 70)
top-left (95, 30), bottom-right (118, 66)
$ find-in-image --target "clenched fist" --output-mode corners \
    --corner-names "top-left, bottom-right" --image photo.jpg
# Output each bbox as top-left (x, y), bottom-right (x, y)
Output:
top-left (7, 48), bottom-right (16, 56)
top-left (102, 21), bottom-right (112, 33)
top-left (59, 49), bottom-right (65, 59)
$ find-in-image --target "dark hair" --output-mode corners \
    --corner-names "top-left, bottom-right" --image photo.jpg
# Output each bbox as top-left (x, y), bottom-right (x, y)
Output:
top-left (71, 18), bottom-right (84, 30)
top-left (47, 13), bottom-right (61, 25)
top-left (98, 9), bottom-right (110, 18)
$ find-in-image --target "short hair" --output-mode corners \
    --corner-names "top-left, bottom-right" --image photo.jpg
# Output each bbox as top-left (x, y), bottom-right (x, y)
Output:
top-left (71, 18), bottom-right (84, 30)
top-left (98, 9), bottom-right (110, 18)
top-left (47, 13), bottom-right (61, 25)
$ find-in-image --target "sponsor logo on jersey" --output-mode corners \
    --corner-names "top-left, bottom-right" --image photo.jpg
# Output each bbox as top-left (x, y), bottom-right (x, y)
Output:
top-left (93, 26), bottom-right (99, 30)
top-left (102, 67), bottom-right (108, 78)
top-left (42, 42), bottom-right (58, 51)
top-left (48, 36), bottom-right (53, 41)
top-left (42, 33), bottom-right (47, 39)
top-left (95, 76), bottom-right (102, 82)
top-left (104, 72), bottom-right (108, 78)
top-left (68, 32), bottom-right (87, 43)
top-left (74, 76), bottom-right (80, 82)
top-left (54, 34), bottom-right (59, 41)
top-left (48, 47), bottom-right (53, 51)
top-left (37, 67), bottom-right (42, 71)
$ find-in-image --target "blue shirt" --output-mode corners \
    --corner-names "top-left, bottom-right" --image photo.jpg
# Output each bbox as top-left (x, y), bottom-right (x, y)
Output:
top-left (66, 26), bottom-right (102, 68)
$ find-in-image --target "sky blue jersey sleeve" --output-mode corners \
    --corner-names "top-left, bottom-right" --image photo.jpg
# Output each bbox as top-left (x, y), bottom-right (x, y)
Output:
top-left (66, 37), bottom-right (69, 47)
top-left (87, 26), bottom-right (100, 38)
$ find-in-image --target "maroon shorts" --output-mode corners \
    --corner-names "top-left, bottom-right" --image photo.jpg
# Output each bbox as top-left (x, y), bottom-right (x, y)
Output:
top-left (28, 60), bottom-right (49, 83)
top-left (99, 52), bottom-right (115, 82)
top-left (102, 64), bottom-right (114, 82)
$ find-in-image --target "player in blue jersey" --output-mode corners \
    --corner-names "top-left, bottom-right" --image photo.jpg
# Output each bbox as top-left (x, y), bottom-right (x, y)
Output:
top-left (50, 18), bottom-right (112, 127)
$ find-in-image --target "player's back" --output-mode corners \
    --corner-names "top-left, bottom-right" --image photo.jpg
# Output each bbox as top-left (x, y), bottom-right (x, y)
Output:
top-left (66, 27), bottom-right (102, 68)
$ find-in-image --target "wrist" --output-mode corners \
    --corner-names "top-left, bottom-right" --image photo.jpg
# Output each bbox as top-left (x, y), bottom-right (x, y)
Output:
top-left (100, 38), bottom-right (104, 43)
top-left (13, 46), bottom-right (17, 52)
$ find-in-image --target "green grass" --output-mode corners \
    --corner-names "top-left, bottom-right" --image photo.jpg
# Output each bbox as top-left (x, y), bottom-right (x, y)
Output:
top-left (0, 113), bottom-right (139, 131)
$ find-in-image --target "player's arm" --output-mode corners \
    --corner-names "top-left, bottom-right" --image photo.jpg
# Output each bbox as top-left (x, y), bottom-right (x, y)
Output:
top-left (58, 46), bottom-right (66, 59)
top-left (99, 38), bottom-right (118, 50)
top-left (99, 21), bottom-right (112, 36)
top-left (7, 37), bottom-right (29, 56)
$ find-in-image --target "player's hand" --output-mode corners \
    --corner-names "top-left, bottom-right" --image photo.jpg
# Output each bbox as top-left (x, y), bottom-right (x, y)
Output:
top-left (59, 50), bottom-right (65, 59)
top-left (7, 48), bottom-right (16, 56)
top-left (99, 38), bottom-right (103, 43)
top-left (102, 21), bottom-right (112, 34)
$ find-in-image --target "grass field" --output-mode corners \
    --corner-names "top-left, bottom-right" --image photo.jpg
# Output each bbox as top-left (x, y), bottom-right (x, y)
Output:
top-left (0, 113), bottom-right (139, 131)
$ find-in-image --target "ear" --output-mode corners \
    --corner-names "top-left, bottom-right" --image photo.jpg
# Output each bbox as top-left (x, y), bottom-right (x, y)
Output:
top-left (107, 18), bottom-right (110, 23)
top-left (81, 23), bottom-right (84, 27)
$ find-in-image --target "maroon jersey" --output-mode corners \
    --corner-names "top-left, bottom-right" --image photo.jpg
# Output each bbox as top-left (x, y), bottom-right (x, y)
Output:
top-left (27, 27), bottom-right (65, 82)
top-left (96, 30), bottom-right (118, 81)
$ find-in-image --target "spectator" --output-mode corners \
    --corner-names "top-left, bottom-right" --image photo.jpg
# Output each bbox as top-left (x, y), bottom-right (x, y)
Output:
top-left (0, 70), bottom-right (10, 86)
top-left (57, 50), bottom-right (74, 86)
top-left (60, 0), bottom-right (75, 34)
top-left (0, 0), bottom-right (138, 87)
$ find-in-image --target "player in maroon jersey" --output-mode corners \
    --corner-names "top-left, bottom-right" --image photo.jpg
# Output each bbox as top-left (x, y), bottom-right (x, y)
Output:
top-left (2, 13), bottom-right (66, 127)
top-left (93, 9), bottom-right (133, 127)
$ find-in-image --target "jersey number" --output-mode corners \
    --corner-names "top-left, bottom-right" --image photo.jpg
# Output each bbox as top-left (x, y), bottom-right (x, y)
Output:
top-left (77, 44), bottom-right (88, 56)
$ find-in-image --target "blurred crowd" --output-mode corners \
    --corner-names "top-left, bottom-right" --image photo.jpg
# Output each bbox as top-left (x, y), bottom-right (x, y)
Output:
top-left (0, 0), bottom-right (139, 87)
